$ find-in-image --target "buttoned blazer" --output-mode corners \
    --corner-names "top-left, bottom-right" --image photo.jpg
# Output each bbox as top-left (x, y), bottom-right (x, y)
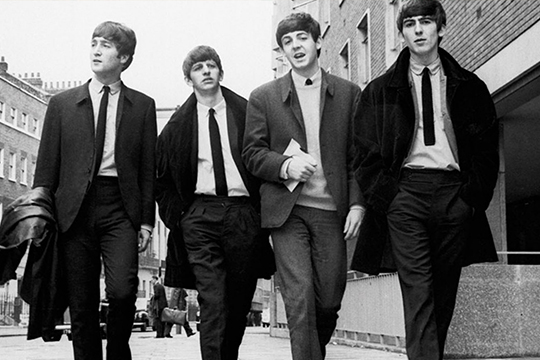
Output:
top-left (242, 70), bottom-right (363, 228)
top-left (34, 81), bottom-right (157, 233)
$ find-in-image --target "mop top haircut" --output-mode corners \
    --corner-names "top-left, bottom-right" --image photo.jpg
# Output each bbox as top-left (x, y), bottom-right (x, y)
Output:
top-left (276, 12), bottom-right (321, 56)
top-left (397, 0), bottom-right (447, 33)
top-left (182, 45), bottom-right (224, 80)
top-left (92, 21), bottom-right (137, 71)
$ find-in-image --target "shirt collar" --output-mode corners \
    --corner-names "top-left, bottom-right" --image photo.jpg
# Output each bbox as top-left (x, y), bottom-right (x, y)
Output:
top-left (410, 56), bottom-right (441, 76)
top-left (197, 98), bottom-right (226, 117)
top-left (90, 77), bottom-right (122, 95)
top-left (291, 67), bottom-right (322, 88)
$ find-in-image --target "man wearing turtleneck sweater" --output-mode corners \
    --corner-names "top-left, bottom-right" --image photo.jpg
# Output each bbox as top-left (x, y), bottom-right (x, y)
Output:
top-left (243, 12), bottom-right (364, 360)
top-left (352, 1), bottom-right (499, 359)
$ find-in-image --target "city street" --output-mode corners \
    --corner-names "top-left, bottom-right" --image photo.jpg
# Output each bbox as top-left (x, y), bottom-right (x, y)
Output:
top-left (0, 325), bottom-right (406, 360)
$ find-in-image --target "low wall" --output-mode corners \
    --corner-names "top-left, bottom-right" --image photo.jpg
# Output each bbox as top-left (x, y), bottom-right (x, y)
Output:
top-left (445, 265), bottom-right (540, 358)
top-left (270, 264), bottom-right (540, 358)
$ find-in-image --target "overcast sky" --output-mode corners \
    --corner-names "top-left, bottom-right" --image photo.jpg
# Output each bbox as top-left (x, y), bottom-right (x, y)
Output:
top-left (0, 0), bottom-right (275, 108)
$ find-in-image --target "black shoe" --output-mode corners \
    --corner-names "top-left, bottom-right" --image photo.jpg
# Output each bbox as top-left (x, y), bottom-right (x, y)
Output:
top-left (165, 335), bottom-right (173, 338)
top-left (186, 331), bottom-right (196, 337)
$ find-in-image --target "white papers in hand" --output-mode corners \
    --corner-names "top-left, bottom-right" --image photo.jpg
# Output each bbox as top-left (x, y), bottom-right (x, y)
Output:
top-left (283, 139), bottom-right (317, 192)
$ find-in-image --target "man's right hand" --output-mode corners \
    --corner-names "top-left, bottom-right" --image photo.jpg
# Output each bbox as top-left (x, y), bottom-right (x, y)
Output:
top-left (287, 155), bottom-right (317, 182)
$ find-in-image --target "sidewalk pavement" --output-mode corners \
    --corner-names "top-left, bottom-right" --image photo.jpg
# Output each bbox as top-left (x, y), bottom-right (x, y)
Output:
top-left (1, 324), bottom-right (406, 360)
top-left (2, 325), bottom-right (540, 360)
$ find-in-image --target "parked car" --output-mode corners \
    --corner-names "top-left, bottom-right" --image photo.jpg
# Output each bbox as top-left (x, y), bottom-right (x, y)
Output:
top-left (55, 300), bottom-right (107, 340)
top-left (133, 309), bottom-right (150, 332)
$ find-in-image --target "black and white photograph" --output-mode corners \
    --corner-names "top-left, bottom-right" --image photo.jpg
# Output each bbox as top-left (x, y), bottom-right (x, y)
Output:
top-left (1, 1), bottom-right (539, 359)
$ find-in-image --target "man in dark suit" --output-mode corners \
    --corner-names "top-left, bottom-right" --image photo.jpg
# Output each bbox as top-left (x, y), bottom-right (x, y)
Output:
top-left (156, 45), bottom-right (272, 360)
top-left (352, 1), bottom-right (499, 359)
top-left (242, 13), bottom-right (364, 360)
top-left (151, 275), bottom-right (168, 338)
top-left (33, 21), bottom-right (156, 360)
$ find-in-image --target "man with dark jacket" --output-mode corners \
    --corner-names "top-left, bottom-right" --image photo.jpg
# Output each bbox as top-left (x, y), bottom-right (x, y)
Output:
top-left (151, 275), bottom-right (168, 338)
top-left (156, 45), bottom-right (272, 360)
top-left (33, 21), bottom-right (156, 360)
top-left (352, 1), bottom-right (499, 359)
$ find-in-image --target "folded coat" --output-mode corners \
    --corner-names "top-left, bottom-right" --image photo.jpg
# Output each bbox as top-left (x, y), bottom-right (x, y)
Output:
top-left (0, 187), bottom-right (68, 341)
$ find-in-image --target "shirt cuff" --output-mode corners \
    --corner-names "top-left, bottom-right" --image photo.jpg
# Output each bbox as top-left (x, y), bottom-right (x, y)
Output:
top-left (141, 224), bottom-right (153, 234)
top-left (280, 158), bottom-right (293, 180)
top-left (350, 204), bottom-right (366, 212)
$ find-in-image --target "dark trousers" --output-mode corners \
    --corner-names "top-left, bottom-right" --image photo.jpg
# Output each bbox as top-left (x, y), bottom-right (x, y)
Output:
top-left (387, 169), bottom-right (473, 360)
top-left (271, 205), bottom-right (347, 360)
top-left (181, 196), bottom-right (259, 360)
top-left (61, 177), bottom-right (139, 360)
top-left (155, 308), bottom-right (165, 338)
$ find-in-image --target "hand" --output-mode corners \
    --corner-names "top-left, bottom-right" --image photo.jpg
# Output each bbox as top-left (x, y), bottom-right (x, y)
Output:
top-left (286, 155), bottom-right (317, 182)
top-left (343, 207), bottom-right (365, 241)
top-left (138, 228), bottom-right (152, 252)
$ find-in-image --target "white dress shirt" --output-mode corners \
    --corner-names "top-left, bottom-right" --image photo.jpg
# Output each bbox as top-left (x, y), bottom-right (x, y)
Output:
top-left (195, 99), bottom-right (249, 197)
top-left (404, 57), bottom-right (460, 171)
top-left (89, 77), bottom-right (121, 177)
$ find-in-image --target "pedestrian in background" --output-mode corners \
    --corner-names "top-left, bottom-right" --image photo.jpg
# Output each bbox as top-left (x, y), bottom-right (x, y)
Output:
top-left (164, 287), bottom-right (196, 338)
top-left (242, 12), bottom-right (364, 360)
top-left (151, 275), bottom-right (168, 338)
top-left (33, 21), bottom-right (156, 360)
top-left (352, 0), bottom-right (499, 359)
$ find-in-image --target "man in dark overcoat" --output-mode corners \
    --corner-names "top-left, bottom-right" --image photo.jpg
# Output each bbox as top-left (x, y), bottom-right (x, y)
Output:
top-left (33, 21), bottom-right (156, 360)
top-left (352, 1), bottom-right (499, 359)
top-left (151, 275), bottom-right (168, 338)
top-left (156, 45), bottom-right (273, 360)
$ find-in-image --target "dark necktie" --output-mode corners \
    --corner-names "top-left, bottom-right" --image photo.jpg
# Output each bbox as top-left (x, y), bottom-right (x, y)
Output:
top-left (94, 85), bottom-right (110, 175)
top-left (208, 108), bottom-right (228, 196)
top-left (422, 67), bottom-right (435, 146)
top-left (305, 78), bottom-right (313, 86)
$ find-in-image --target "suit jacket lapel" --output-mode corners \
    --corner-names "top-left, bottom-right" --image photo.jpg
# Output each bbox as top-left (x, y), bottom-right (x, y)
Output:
top-left (75, 82), bottom-right (95, 140)
top-left (226, 106), bottom-right (250, 187)
top-left (190, 109), bottom-right (198, 186)
top-left (280, 72), bottom-right (306, 137)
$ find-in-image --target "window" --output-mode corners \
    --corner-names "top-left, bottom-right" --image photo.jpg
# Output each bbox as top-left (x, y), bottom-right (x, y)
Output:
top-left (386, 0), bottom-right (403, 68)
top-left (319, 0), bottom-right (331, 36)
top-left (273, 48), bottom-right (290, 78)
top-left (292, 0), bottom-right (319, 19)
top-left (21, 157), bottom-right (28, 185)
top-left (31, 161), bottom-right (36, 186)
top-left (22, 113), bottom-right (28, 131)
top-left (339, 40), bottom-right (351, 81)
top-left (0, 101), bottom-right (4, 121)
top-left (9, 107), bottom-right (16, 124)
top-left (0, 148), bottom-right (4, 178)
top-left (32, 118), bottom-right (39, 135)
top-left (9, 152), bottom-right (16, 181)
top-left (357, 12), bottom-right (371, 86)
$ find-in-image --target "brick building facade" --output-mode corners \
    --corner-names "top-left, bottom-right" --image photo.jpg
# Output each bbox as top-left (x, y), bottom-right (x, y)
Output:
top-left (0, 57), bottom-right (49, 220)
